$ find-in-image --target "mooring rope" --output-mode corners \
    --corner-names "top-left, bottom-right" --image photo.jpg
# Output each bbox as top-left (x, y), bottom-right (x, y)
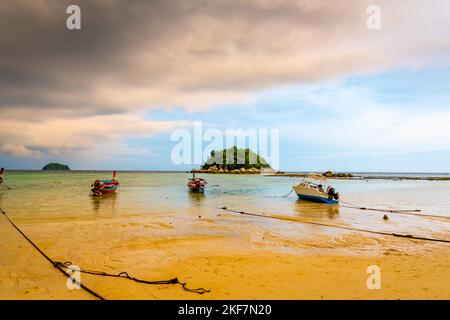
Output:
top-left (266, 188), bottom-right (449, 221)
top-left (0, 209), bottom-right (105, 300)
top-left (339, 200), bottom-right (450, 220)
top-left (53, 262), bottom-right (209, 295)
top-left (0, 209), bottom-right (210, 298)
top-left (218, 206), bottom-right (450, 244)
top-left (265, 189), bottom-right (294, 198)
top-left (340, 200), bottom-right (421, 214)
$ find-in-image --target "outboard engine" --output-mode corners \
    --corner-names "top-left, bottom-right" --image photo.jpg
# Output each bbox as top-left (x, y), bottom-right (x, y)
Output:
top-left (327, 187), bottom-right (339, 200)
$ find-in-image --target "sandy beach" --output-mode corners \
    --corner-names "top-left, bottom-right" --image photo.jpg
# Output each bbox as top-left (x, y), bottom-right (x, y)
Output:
top-left (1, 172), bottom-right (449, 300)
top-left (2, 0), bottom-right (450, 304)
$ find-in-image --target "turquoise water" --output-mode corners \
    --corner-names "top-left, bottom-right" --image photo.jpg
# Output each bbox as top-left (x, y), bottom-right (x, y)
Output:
top-left (1, 171), bottom-right (449, 239)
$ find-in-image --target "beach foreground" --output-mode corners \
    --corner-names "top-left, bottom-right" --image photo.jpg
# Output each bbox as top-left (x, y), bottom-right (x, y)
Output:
top-left (0, 172), bottom-right (449, 299)
top-left (1, 208), bottom-right (449, 300)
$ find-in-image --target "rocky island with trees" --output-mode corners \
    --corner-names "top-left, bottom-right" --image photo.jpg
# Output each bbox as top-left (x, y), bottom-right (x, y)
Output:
top-left (42, 163), bottom-right (70, 171)
top-left (192, 147), bottom-right (275, 174)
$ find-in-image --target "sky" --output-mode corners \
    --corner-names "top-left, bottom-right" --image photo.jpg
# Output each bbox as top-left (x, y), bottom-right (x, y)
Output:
top-left (1, 0), bottom-right (450, 172)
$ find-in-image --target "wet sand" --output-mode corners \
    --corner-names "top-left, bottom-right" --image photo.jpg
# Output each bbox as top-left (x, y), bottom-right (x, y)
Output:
top-left (0, 216), bottom-right (93, 300)
top-left (1, 172), bottom-right (449, 299)
top-left (1, 209), bottom-right (449, 300)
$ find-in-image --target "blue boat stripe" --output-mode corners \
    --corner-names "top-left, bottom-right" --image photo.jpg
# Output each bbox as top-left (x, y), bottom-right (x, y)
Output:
top-left (297, 194), bottom-right (338, 204)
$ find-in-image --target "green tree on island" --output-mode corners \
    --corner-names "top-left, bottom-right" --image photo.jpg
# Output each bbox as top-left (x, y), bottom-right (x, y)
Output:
top-left (42, 163), bottom-right (70, 171)
top-left (201, 147), bottom-right (271, 170)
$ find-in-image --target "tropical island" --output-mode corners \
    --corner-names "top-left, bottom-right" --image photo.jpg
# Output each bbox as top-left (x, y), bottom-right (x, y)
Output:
top-left (42, 163), bottom-right (70, 171)
top-left (192, 147), bottom-right (273, 174)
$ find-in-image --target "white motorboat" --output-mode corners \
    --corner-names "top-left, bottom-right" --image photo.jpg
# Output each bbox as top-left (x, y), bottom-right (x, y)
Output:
top-left (293, 173), bottom-right (340, 204)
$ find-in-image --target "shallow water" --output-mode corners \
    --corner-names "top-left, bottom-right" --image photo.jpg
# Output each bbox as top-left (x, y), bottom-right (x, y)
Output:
top-left (0, 171), bottom-right (449, 239)
top-left (1, 171), bottom-right (449, 299)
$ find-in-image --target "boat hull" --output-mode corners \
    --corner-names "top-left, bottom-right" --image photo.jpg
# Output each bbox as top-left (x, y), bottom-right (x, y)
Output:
top-left (293, 185), bottom-right (339, 204)
top-left (297, 194), bottom-right (338, 204)
top-left (91, 179), bottom-right (119, 196)
top-left (187, 178), bottom-right (207, 193)
top-left (92, 187), bottom-right (118, 195)
top-left (188, 186), bottom-right (205, 193)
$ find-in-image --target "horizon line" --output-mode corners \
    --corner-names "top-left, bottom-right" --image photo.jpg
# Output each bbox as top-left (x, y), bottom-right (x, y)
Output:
top-left (2, 169), bottom-right (450, 175)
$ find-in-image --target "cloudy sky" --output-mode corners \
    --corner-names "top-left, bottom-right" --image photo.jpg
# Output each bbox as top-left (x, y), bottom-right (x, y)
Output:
top-left (1, 0), bottom-right (450, 172)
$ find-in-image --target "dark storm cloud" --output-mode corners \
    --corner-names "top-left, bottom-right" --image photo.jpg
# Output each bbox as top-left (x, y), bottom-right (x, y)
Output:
top-left (1, 0), bottom-right (450, 115)
top-left (0, 0), bottom-right (375, 115)
top-left (0, 0), bottom-right (180, 112)
top-left (0, 0), bottom-right (449, 157)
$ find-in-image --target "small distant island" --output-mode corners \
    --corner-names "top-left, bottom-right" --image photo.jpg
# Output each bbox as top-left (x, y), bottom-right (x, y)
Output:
top-left (192, 147), bottom-right (275, 174)
top-left (42, 163), bottom-right (70, 171)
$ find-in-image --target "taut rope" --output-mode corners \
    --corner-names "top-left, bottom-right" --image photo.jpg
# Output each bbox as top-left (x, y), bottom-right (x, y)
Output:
top-left (218, 206), bottom-right (450, 244)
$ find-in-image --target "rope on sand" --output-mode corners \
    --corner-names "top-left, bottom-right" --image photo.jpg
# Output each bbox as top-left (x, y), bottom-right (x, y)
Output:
top-left (53, 262), bottom-right (209, 295)
top-left (0, 209), bottom-right (105, 300)
top-left (265, 189), bottom-right (449, 221)
top-left (218, 206), bottom-right (450, 244)
top-left (0, 209), bottom-right (210, 299)
top-left (339, 200), bottom-right (450, 221)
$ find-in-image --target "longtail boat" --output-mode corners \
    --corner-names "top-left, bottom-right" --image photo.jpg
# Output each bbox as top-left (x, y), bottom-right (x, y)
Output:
top-left (187, 173), bottom-right (207, 193)
top-left (91, 171), bottom-right (120, 196)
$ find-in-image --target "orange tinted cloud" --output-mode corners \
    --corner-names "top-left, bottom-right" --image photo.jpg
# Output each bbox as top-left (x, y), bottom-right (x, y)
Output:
top-left (1, 0), bottom-right (449, 157)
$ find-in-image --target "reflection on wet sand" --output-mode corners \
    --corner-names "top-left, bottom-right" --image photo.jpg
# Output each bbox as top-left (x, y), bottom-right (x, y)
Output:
top-left (91, 193), bottom-right (117, 213)
top-left (188, 191), bottom-right (205, 206)
top-left (292, 200), bottom-right (340, 219)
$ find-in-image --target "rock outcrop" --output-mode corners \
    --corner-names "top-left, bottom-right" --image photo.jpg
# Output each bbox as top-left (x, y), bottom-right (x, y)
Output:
top-left (322, 171), bottom-right (353, 178)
